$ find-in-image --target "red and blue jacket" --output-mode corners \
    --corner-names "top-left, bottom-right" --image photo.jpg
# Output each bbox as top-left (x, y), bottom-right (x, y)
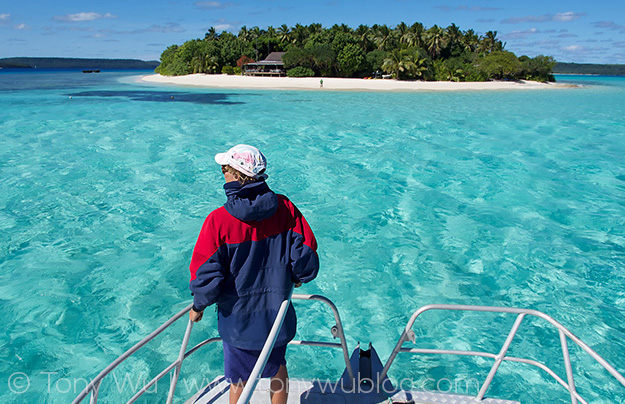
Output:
top-left (189, 180), bottom-right (319, 350)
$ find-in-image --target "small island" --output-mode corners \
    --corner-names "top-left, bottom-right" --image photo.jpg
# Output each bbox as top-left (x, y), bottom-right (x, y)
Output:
top-left (155, 22), bottom-right (556, 83)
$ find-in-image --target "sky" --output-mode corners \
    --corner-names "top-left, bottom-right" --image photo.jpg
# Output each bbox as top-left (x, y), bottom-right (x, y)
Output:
top-left (1, 0), bottom-right (625, 64)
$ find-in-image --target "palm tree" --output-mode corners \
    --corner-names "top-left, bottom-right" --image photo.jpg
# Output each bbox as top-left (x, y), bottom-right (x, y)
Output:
top-left (206, 55), bottom-right (219, 74)
top-left (308, 23), bottom-right (323, 35)
top-left (425, 25), bottom-right (448, 59)
top-left (277, 24), bottom-right (290, 44)
top-left (382, 49), bottom-right (402, 79)
top-left (248, 26), bottom-right (262, 59)
top-left (291, 24), bottom-right (307, 46)
top-left (382, 49), bottom-right (419, 80)
top-left (446, 23), bottom-right (463, 51)
top-left (438, 63), bottom-right (465, 81)
top-left (478, 31), bottom-right (503, 54)
top-left (408, 55), bottom-right (429, 80)
top-left (373, 24), bottom-right (393, 51)
top-left (191, 54), bottom-right (207, 73)
top-left (238, 26), bottom-right (249, 42)
top-left (409, 22), bottom-right (425, 47)
top-left (463, 29), bottom-right (479, 52)
top-left (396, 22), bottom-right (410, 45)
top-left (265, 26), bottom-right (277, 55)
top-left (330, 23), bottom-right (352, 34)
top-left (355, 24), bottom-right (372, 52)
top-left (204, 27), bottom-right (217, 41)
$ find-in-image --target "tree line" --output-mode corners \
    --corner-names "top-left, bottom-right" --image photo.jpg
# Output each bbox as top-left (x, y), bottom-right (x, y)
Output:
top-left (156, 22), bottom-right (556, 82)
top-left (553, 62), bottom-right (625, 76)
top-left (0, 57), bottom-right (158, 70)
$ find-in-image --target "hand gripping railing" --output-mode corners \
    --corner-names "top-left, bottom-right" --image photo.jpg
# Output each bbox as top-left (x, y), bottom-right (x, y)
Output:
top-left (71, 292), bottom-right (353, 404)
top-left (379, 304), bottom-right (625, 404)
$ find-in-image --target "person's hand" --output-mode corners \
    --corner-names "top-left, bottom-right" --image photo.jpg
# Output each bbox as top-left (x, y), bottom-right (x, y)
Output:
top-left (190, 308), bottom-right (204, 322)
top-left (294, 282), bottom-right (302, 288)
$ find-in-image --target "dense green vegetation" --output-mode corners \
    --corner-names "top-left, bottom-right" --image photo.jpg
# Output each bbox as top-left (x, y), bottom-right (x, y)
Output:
top-left (156, 23), bottom-right (556, 82)
top-left (0, 57), bottom-right (159, 69)
top-left (554, 62), bottom-right (625, 76)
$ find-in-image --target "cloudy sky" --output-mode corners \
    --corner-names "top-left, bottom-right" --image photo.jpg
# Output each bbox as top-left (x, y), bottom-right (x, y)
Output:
top-left (1, 0), bottom-right (624, 63)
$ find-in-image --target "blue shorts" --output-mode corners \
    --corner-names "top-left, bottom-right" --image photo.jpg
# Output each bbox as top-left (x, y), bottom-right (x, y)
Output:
top-left (223, 342), bottom-right (287, 384)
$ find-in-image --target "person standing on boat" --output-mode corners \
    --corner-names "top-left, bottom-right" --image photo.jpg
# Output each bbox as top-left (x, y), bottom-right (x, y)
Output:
top-left (188, 144), bottom-right (319, 404)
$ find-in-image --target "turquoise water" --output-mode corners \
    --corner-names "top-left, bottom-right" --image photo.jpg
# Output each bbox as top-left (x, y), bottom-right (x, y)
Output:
top-left (1, 71), bottom-right (624, 404)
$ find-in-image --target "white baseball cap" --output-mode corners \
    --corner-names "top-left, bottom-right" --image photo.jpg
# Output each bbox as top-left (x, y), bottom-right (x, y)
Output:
top-left (215, 144), bottom-right (268, 179)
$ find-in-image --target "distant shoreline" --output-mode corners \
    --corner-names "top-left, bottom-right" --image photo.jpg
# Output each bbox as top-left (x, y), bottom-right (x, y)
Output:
top-left (0, 57), bottom-right (158, 70)
top-left (140, 74), bottom-right (573, 92)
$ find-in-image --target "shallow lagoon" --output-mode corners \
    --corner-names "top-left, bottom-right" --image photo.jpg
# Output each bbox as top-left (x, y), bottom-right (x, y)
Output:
top-left (1, 70), bottom-right (624, 403)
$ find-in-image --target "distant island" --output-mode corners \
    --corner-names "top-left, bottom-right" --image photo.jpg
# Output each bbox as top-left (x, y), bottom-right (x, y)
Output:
top-left (0, 57), bottom-right (159, 70)
top-left (156, 22), bottom-right (556, 82)
top-left (554, 62), bottom-right (625, 76)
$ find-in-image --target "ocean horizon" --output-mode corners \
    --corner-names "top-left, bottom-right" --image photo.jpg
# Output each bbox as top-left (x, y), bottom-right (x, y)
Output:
top-left (1, 70), bottom-right (624, 404)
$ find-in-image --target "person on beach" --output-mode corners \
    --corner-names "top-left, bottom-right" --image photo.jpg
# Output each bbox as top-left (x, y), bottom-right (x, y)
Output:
top-left (188, 144), bottom-right (319, 404)
top-left (320, 79), bottom-right (323, 88)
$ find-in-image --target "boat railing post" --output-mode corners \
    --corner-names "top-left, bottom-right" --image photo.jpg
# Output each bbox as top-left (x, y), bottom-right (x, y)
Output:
top-left (560, 330), bottom-right (579, 404)
top-left (379, 331), bottom-right (408, 382)
top-left (88, 380), bottom-right (101, 404)
top-left (166, 318), bottom-right (194, 404)
top-left (291, 294), bottom-right (355, 385)
top-left (71, 303), bottom-right (193, 404)
top-left (380, 305), bottom-right (432, 382)
top-left (236, 287), bottom-right (294, 404)
top-left (332, 312), bottom-right (355, 386)
top-left (476, 313), bottom-right (525, 400)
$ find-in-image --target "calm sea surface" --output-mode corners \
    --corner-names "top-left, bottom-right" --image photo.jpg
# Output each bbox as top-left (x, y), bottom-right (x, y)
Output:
top-left (1, 70), bottom-right (624, 404)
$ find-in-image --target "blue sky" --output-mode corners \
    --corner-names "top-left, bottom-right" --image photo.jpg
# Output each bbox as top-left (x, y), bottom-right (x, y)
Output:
top-left (1, 0), bottom-right (624, 63)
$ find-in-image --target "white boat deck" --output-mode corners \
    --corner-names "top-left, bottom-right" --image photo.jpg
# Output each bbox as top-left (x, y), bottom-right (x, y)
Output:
top-left (185, 376), bottom-right (521, 404)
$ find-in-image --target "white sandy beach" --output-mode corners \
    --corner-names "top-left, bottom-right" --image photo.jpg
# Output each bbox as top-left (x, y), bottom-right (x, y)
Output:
top-left (140, 73), bottom-right (567, 92)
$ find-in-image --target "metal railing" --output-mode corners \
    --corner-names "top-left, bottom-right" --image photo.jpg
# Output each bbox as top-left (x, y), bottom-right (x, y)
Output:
top-left (380, 304), bottom-right (625, 404)
top-left (71, 292), bottom-right (353, 404)
top-left (235, 287), bottom-right (294, 404)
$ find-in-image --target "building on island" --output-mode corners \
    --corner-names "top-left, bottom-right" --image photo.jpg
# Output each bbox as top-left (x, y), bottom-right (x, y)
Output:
top-left (243, 52), bottom-right (286, 76)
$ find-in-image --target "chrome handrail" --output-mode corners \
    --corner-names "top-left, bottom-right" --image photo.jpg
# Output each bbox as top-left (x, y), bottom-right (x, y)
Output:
top-left (380, 304), bottom-right (625, 404)
top-left (71, 293), bottom-right (353, 404)
top-left (291, 293), bottom-right (355, 384)
top-left (71, 303), bottom-right (194, 404)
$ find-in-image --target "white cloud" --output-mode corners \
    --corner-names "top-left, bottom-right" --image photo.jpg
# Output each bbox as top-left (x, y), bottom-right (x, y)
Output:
top-left (593, 21), bottom-right (625, 33)
top-left (435, 5), bottom-right (501, 12)
top-left (502, 12), bottom-right (585, 24)
top-left (209, 18), bottom-right (240, 32)
top-left (554, 12), bottom-right (582, 22)
top-left (563, 45), bottom-right (583, 51)
top-left (195, 1), bottom-right (233, 9)
top-left (144, 23), bottom-right (185, 33)
top-left (123, 22), bottom-right (186, 34)
top-left (502, 28), bottom-right (539, 40)
top-left (15, 23), bottom-right (28, 30)
top-left (458, 5), bottom-right (502, 11)
top-left (560, 44), bottom-right (607, 56)
top-left (54, 12), bottom-right (116, 22)
top-left (0, 13), bottom-right (10, 20)
top-left (214, 23), bottom-right (233, 31)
